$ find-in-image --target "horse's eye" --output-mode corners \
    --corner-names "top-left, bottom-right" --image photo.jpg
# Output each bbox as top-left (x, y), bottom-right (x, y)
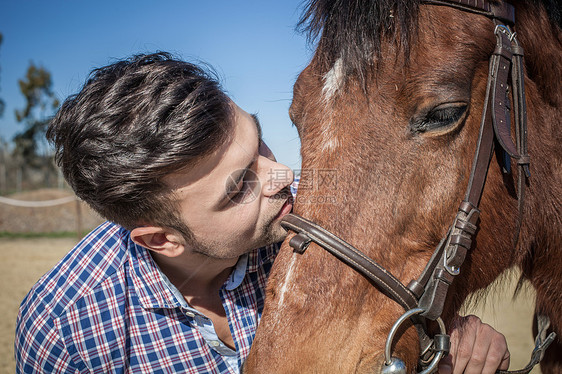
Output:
top-left (410, 103), bottom-right (468, 135)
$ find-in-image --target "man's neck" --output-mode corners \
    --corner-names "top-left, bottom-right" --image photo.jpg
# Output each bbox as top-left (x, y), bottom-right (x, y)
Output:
top-left (151, 250), bottom-right (238, 297)
top-left (151, 250), bottom-right (239, 350)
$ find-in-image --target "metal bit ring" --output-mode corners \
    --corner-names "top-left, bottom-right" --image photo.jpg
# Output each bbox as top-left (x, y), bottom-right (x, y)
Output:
top-left (383, 308), bottom-right (447, 374)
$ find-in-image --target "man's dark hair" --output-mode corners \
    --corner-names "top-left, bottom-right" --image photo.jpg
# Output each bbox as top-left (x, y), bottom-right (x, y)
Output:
top-left (47, 52), bottom-right (233, 234)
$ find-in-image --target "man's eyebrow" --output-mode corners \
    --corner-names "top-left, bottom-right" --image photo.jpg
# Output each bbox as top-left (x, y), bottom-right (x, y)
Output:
top-left (251, 113), bottom-right (263, 141)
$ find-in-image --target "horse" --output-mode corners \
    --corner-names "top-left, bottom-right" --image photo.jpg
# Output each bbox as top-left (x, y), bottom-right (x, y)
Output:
top-left (244, 0), bottom-right (561, 372)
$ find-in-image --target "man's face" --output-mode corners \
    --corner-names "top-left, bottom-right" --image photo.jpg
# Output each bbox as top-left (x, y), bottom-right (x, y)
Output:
top-left (164, 103), bottom-right (294, 259)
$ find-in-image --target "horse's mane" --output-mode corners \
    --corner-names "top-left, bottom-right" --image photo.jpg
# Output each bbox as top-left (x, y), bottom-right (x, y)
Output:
top-left (528, 0), bottom-right (562, 27)
top-left (299, 0), bottom-right (561, 79)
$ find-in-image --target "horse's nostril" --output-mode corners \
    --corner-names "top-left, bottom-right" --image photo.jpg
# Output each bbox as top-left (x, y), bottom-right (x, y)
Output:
top-left (380, 357), bottom-right (407, 374)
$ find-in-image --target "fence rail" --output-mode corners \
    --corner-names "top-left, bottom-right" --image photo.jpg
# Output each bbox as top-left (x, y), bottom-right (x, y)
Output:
top-left (0, 195), bottom-right (76, 207)
top-left (0, 190), bottom-right (101, 237)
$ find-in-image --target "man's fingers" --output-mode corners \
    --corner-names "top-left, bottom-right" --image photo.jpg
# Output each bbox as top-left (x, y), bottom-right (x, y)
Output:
top-left (464, 323), bottom-right (493, 374)
top-left (499, 349), bottom-right (511, 370)
top-left (480, 330), bottom-right (510, 374)
top-left (446, 315), bottom-right (511, 374)
top-left (450, 316), bottom-right (478, 374)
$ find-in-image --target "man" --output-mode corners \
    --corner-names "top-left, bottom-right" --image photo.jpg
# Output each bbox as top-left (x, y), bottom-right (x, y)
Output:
top-left (15, 53), bottom-right (509, 373)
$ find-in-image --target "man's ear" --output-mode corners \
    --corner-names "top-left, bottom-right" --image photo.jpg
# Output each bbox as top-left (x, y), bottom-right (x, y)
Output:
top-left (130, 226), bottom-right (185, 257)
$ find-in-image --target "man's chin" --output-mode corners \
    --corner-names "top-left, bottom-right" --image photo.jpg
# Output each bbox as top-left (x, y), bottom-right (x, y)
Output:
top-left (260, 221), bottom-right (289, 247)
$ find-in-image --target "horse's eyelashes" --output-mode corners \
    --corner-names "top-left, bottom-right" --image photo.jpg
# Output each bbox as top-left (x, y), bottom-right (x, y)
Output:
top-left (410, 104), bottom-right (467, 134)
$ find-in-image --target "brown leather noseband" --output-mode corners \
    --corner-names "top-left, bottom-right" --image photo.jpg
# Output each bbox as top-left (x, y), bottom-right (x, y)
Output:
top-left (280, 0), bottom-right (555, 372)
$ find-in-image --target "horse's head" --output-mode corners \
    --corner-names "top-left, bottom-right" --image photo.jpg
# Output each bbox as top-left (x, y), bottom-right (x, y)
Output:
top-left (245, 0), bottom-right (561, 372)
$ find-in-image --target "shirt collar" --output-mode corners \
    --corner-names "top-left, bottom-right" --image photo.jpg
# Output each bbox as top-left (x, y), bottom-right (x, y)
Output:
top-left (128, 226), bottom-right (284, 309)
top-left (223, 253), bottom-right (248, 290)
top-left (128, 234), bottom-right (183, 310)
top-left (129, 236), bottom-right (254, 309)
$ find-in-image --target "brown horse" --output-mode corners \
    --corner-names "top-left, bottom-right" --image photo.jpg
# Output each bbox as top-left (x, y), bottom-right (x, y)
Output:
top-left (245, 0), bottom-right (561, 372)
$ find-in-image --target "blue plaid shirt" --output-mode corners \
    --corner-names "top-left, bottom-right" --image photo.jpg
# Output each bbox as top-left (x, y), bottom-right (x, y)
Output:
top-left (15, 222), bottom-right (279, 373)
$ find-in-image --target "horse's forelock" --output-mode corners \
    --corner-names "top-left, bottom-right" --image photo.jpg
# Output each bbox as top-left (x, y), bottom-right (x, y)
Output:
top-left (298, 0), bottom-right (421, 80)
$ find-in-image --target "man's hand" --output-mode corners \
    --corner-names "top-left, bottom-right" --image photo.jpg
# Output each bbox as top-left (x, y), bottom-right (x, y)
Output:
top-left (438, 315), bottom-right (510, 374)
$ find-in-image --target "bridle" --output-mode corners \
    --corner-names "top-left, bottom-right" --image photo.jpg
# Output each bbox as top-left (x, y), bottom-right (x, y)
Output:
top-left (280, 0), bottom-right (556, 372)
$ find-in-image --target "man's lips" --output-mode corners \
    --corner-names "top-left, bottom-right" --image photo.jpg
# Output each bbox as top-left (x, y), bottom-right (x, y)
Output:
top-left (276, 195), bottom-right (294, 220)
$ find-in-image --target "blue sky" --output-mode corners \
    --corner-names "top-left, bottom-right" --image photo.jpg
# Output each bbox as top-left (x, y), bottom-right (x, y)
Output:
top-left (0, 0), bottom-right (313, 169)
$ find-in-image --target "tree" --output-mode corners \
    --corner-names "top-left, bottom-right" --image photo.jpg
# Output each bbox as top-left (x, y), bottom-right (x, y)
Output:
top-left (14, 63), bottom-right (59, 166)
top-left (0, 32), bottom-right (5, 118)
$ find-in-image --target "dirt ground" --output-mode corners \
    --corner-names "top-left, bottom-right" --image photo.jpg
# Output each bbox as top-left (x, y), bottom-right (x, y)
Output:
top-left (1, 238), bottom-right (542, 374)
top-left (1, 238), bottom-right (79, 374)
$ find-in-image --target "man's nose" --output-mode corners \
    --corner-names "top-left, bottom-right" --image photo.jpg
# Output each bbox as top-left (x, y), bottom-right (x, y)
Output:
top-left (260, 158), bottom-right (294, 197)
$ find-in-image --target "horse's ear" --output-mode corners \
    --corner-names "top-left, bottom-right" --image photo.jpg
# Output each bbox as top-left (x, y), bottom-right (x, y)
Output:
top-left (130, 226), bottom-right (184, 257)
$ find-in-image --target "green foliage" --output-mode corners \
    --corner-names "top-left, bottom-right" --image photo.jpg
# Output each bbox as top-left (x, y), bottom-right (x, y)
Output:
top-left (15, 63), bottom-right (59, 122)
top-left (13, 63), bottom-right (59, 166)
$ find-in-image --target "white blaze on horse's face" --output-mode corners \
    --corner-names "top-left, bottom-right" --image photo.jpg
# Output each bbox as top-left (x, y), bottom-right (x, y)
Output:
top-left (319, 58), bottom-right (345, 151)
top-left (322, 57), bottom-right (344, 101)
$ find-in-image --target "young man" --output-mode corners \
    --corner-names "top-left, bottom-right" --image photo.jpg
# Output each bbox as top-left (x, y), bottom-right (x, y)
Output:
top-left (15, 53), bottom-right (509, 373)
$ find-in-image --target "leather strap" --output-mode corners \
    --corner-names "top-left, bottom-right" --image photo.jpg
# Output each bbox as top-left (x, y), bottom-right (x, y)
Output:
top-left (281, 214), bottom-right (419, 311)
top-left (421, 0), bottom-right (515, 24)
top-left (496, 315), bottom-right (556, 374)
top-left (413, 204), bottom-right (480, 320)
top-left (509, 31), bottom-right (531, 246)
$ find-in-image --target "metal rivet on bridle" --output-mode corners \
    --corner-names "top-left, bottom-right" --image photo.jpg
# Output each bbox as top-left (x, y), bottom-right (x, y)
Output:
top-left (381, 358), bottom-right (407, 374)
